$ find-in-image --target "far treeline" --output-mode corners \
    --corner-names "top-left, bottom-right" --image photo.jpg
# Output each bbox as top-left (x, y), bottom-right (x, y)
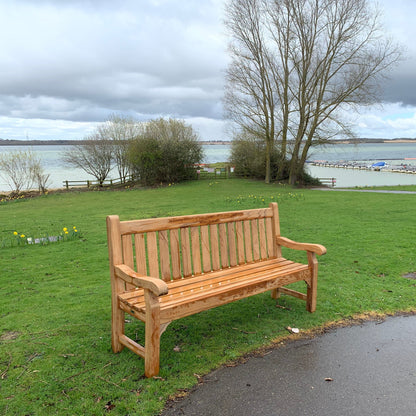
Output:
top-left (2, 138), bottom-right (416, 146)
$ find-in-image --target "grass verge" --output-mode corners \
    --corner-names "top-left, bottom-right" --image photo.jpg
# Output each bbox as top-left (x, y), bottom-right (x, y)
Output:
top-left (1, 179), bottom-right (416, 415)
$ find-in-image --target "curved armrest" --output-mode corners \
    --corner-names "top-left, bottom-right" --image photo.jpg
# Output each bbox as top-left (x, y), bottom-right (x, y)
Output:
top-left (114, 264), bottom-right (169, 296)
top-left (276, 236), bottom-right (327, 256)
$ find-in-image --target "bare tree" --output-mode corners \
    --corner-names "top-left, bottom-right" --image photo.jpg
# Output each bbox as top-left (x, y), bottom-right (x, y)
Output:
top-left (63, 135), bottom-right (113, 185)
top-left (30, 160), bottom-right (51, 194)
top-left (0, 149), bottom-right (51, 194)
top-left (97, 114), bottom-right (142, 182)
top-left (0, 149), bottom-right (35, 194)
top-left (225, 0), bottom-right (401, 184)
top-left (224, 0), bottom-right (277, 183)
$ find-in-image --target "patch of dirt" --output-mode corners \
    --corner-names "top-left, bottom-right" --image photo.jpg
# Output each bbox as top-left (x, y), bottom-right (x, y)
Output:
top-left (402, 272), bottom-right (416, 280)
top-left (0, 331), bottom-right (20, 341)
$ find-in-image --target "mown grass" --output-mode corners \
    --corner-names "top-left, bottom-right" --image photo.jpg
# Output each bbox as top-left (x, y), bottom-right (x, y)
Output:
top-left (1, 179), bottom-right (416, 415)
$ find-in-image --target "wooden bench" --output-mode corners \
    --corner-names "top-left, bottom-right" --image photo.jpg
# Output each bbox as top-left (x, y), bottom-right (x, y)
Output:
top-left (107, 202), bottom-right (326, 377)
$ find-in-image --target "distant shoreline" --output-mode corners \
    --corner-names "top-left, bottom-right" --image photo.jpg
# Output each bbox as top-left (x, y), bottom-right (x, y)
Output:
top-left (1, 138), bottom-right (416, 146)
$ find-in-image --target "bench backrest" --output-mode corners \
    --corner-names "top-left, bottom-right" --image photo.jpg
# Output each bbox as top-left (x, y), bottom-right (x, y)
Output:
top-left (107, 202), bottom-right (281, 286)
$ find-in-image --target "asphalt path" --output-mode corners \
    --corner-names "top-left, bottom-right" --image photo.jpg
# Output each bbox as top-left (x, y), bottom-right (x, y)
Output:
top-left (161, 314), bottom-right (416, 416)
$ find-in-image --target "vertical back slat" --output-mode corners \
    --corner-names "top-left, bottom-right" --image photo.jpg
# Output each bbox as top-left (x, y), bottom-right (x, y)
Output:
top-left (228, 222), bottom-right (237, 267)
top-left (201, 225), bottom-right (211, 273)
top-left (210, 224), bottom-right (220, 271)
top-left (181, 228), bottom-right (192, 277)
top-left (236, 221), bottom-right (245, 264)
top-left (191, 227), bottom-right (202, 275)
top-left (244, 220), bottom-right (253, 262)
top-left (170, 229), bottom-right (182, 279)
top-left (122, 234), bottom-right (134, 268)
top-left (258, 218), bottom-right (268, 259)
top-left (218, 223), bottom-right (229, 268)
top-left (270, 202), bottom-right (281, 257)
top-left (147, 231), bottom-right (160, 278)
top-left (251, 219), bottom-right (260, 261)
top-left (134, 233), bottom-right (147, 275)
top-left (266, 218), bottom-right (274, 258)
top-left (122, 234), bottom-right (135, 290)
top-left (159, 230), bottom-right (171, 281)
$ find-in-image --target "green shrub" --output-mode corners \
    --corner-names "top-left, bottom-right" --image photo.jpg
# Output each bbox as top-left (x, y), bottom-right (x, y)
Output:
top-left (229, 135), bottom-right (289, 181)
top-left (229, 134), bottom-right (319, 185)
top-left (128, 118), bottom-right (204, 186)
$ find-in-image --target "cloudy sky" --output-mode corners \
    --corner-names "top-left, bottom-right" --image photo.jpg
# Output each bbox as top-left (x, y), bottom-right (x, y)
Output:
top-left (0, 0), bottom-right (416, 142)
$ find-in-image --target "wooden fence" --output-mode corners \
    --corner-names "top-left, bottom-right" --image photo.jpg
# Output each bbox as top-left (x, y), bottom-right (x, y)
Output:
top-left (197, 166), bottom-right (232, 179)
top-left (63, 175), bottom-right (135, 190)
top-left (318, 177), bottom-right (336, 187)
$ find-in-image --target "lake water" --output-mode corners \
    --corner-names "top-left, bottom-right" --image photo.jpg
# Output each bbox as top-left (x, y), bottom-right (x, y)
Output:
top-left (1, 142), bottom-right (416, 191)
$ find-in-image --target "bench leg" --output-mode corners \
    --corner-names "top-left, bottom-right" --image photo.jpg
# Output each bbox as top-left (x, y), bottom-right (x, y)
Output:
top-left (306, 252), bottom-right (318, 313)
top-left (111, 285), bottom-right (125, 353)
top-left (144, 290), bottom-right (162, 378)
top-left (271, 288), bottom-right (280, 299)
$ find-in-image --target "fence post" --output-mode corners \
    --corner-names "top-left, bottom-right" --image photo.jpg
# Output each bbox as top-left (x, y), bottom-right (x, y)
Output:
top-left (65, 180), bottom-right (69, 190)
top-left (87, 180), bottom-right (90, 188)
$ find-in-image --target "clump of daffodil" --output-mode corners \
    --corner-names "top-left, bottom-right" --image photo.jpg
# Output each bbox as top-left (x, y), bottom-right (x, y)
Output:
top-left (61, 225), bottom-right (80, 240)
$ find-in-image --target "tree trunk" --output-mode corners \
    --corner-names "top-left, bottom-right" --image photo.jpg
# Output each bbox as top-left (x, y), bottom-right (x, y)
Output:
top-left (265, 139), bottom-right (272, 184)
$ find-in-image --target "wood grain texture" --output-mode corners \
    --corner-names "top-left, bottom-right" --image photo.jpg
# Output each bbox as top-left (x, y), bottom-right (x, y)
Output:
top-left (107, 202), bottom-right (326, 377)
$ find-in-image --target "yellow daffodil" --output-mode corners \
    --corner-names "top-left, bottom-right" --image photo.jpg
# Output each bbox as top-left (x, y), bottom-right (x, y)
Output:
top-left (13, 231), bottom-right (18, 236)
top-left (63, 227), bottom-right (68, 232)
top-left (20, 234), bottom-right (25, 238)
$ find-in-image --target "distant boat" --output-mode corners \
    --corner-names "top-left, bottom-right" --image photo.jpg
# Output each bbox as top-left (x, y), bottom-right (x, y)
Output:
top-left (371, 161), bottom-right (386, 171)
top-left (371, 161), bottom-right (386, 167)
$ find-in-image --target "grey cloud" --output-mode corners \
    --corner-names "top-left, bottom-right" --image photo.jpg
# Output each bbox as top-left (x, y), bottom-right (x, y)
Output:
top-left (0, 0), bottom-right (226, 126)
top-left (2, 0), bottom-right (416, 141)
top-left (382, 67), bottom-right (416, 106)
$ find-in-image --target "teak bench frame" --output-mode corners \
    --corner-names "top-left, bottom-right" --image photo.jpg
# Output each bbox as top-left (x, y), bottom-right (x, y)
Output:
top-left (107, 202), bottom-right (326, 377)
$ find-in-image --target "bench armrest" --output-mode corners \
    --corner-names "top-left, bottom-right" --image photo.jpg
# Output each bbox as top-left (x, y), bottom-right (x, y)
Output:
top-left (276, 236), bottom-right (327, 256)
top-left (114, 264), bottom-right (169, 296)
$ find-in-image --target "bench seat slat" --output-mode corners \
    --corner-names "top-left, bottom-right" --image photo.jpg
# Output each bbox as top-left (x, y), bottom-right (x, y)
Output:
top-left (120, 258), bottom-right (291, 304)
top-left (161, 269), bottom-right (308, 322)
top-left (127, 262), bottom-right (307, 310)
top-left (119, 258), bottom-right (310, 321)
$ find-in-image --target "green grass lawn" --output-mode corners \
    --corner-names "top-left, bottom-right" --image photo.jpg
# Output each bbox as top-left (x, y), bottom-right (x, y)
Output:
top-left (1, 179), bottom-right (416, 415)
